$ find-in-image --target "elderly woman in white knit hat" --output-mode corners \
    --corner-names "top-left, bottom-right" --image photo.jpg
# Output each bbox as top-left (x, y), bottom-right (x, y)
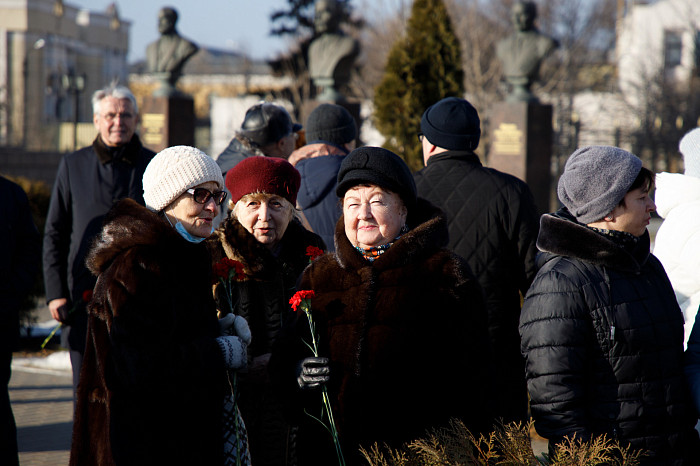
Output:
top-left (70, 146), bottom-right (252, 465)
top-left (519, 145), bottom-right (700, 462)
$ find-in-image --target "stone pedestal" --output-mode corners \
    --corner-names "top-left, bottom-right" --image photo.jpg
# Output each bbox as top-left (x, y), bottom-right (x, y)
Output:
top-left (140, 95), bottom-right (195, 153)
top-left (488, 101), bottom-right (553, 214)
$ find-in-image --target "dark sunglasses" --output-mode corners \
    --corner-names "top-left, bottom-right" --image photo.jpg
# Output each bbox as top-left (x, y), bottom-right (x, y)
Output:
top-left (186, 188), bottom-right (227, 205)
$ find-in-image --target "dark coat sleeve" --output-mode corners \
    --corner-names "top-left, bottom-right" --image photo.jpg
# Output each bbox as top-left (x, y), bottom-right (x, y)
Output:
top-left (0, 178), bottom-right (40, 303)
top-left (685, 308), bottom-right (700, 417)
top-left (510, 184), bottom-right (540, 294)
top-left (519, 259), bottom-right (593, 443)
top-left (43, 157), bottom-right (72, 303)
top-left (0, 177), bottom-right (41, 348)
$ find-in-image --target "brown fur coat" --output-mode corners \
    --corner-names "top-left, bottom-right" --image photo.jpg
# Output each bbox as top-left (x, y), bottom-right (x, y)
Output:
top-left (273, 198), bottom-right (493, 465)
top-left (70, 199), bottom-right (228, 465)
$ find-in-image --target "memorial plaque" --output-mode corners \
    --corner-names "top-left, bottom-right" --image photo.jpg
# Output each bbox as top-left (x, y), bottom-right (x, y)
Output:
top-left (488, 101), bottom-right (553, 214)
top-left (141, 95), bottom-right (195, 153)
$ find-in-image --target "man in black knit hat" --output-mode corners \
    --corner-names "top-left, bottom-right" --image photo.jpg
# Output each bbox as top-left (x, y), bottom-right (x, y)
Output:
top-left (288, 103), bottom-right (357, 250)
top-left (413, 96), bottom-right (539, 426)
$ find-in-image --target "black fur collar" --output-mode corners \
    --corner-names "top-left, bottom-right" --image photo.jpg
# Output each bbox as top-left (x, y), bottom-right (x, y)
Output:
top-left (334, 197), bottom-right (448, 271)
top-left (92, 134), bottom-right (145, 165)
top-left (537, 210), bottom-right (650, 273)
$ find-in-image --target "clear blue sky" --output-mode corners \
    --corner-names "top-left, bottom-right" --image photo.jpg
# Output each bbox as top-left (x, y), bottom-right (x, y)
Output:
top-left (84, 0), bottom-right (298, 63)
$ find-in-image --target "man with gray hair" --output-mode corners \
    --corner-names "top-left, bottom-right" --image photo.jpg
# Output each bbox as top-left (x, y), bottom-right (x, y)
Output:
top-left (43, 83), bottom-right (155, 397)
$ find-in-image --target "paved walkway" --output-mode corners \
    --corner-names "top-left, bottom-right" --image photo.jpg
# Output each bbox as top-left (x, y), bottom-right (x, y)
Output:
top-left (10, 360), bottom-right (73, 465)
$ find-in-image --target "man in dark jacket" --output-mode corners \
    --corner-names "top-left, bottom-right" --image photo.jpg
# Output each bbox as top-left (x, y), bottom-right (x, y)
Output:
top-left (1, 176), bottom-right (40, 466)
top-left (43, 84), bottom-right (155, 398)
top-left (520, 146), bottom-right (700, 463)
top-left (289, 103), bottom-right (357, 250)
top-left (413, 97), bottom-right (539, 425)
top-left (215, 102), bottom-right (302, 226)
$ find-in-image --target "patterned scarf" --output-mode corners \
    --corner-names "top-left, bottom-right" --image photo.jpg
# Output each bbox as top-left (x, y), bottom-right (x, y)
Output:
top-left (355, 236), bottom-right (401, 262)
top-left (587, 226), bottom-right (639, 248)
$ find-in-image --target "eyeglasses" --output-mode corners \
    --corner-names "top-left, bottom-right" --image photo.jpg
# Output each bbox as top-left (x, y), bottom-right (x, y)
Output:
top-left (101, 112), bottom-right (135, 122)
top-left (187, 188), bottom-right (227, 205)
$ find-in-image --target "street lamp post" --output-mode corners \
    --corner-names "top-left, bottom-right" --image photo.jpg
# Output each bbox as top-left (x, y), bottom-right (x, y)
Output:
top-left (62, 71), bottom-right (86, 151)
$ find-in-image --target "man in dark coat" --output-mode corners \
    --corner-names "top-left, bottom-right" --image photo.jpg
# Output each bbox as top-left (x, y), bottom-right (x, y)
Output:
top-left (0, 176), bottom-right (40, 466)
top-left (43, 84), bottom-right (155, 398)
top-left (214, 102), bottom-right (302, 226)
top-left (520, 146), bottom-right (700, 463)
top-left (413, 97), bottom-right (539, 425)
top-left (289, 103), bottom-right (357, 250)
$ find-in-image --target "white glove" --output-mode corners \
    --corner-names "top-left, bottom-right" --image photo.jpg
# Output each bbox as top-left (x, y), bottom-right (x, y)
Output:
top-left (216, 336), bottom-right (248, 370)
top-left (218, 314), bottom-right (236, 335)
top-left (218, 314), bottom-right (252, 346)
top-left (233, 315), bottom-right (252, 345)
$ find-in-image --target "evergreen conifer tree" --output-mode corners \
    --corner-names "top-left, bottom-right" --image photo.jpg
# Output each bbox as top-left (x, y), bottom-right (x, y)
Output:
top-left (373, 0), bottom-right (464, 171)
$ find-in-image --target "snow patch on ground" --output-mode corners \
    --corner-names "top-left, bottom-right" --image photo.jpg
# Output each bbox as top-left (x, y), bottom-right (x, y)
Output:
top-left (12, 350), bottom-right (71, 375)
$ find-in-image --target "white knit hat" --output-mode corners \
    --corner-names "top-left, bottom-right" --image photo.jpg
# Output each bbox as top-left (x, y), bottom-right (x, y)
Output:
top-left (142, 145), bottom-right (224, 211)
top-left (679, 127), bottom-right (700, 178)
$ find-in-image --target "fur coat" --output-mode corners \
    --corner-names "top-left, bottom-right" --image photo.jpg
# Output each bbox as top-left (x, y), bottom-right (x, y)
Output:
top-left (207, 215), bottom-right (325, 465)
top-left (70, 199), bottom-right (228, 465)
top-left (272, 198), bottom-right (492, 465)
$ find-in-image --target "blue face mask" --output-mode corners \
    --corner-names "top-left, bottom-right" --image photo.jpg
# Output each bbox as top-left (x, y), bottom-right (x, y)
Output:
top-left (165, 211), bottom-right (213, 244)
top-left (174, 221), bottom-right (210, 243)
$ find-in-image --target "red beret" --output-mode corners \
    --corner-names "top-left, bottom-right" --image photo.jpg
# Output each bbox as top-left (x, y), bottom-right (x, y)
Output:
top-left (225, 156), bottom-right (301, 205)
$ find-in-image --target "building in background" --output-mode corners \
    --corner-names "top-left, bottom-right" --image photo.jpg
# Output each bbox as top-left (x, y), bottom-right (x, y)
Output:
top-left (0, 0), bottom-right (130, 151)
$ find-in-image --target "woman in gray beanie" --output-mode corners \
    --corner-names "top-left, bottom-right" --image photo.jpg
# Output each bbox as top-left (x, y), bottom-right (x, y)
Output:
top-left (519, 145), bottom-right (700, 463)
top-left (70, 146), bottom-right (252, 465)
top-left (272, 146), bottom-right (492, 464)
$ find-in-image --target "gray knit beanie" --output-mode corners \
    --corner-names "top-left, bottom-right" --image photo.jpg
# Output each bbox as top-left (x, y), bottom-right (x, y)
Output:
top-left (679, 128), bottom-right (700, 178)
top-left (305, 103), bottom-right (357, 146)
top-left (143, 145), bottom-right (224, 212)
top-left (557, 145), bottom-right (642, 224)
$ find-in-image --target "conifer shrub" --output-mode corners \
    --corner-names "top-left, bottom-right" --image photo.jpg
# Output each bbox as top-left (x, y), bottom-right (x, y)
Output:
top-left (373, 0), bottom-right (464, 172)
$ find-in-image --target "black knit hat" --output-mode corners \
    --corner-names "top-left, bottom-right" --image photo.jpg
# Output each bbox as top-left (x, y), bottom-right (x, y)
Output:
top-left (238, 103), bottom-right (302, 147)
top-left (336, 146), bottom-right (417, 209)
top-left (305, 103), bottom-right (357, 146)
top-left (420, 97), bottom-right (481, 151)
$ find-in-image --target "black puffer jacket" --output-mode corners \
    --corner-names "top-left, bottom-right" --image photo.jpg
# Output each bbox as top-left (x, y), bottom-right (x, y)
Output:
top-left (414, 150), bottom-right (539, 423)
top-left (207, 216), bottom-right (326, 466)
top-left (520, 209), bottom-right (700, 464)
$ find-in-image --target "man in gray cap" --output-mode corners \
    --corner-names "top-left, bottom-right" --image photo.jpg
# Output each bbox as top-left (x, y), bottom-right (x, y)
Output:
top-left (414, 96), bottom-right (539, 426)
top-left (519, 146), bottom-right (700, 460)
top-left (215, 102), bottom-right (302, 225)
top-left (288, 103), bottom-right (357, 250)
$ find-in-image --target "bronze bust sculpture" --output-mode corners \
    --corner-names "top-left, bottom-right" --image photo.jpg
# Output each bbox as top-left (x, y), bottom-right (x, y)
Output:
top-left (146, 7), bottom-right (199, 97)
top-left (307, 0), bottom-right (359, 102)
top-left (496, 1), bottom-right (558, 103)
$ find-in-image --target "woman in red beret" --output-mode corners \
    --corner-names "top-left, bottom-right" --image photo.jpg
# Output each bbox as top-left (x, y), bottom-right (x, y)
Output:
top-left (206, 156), bottom-right (325, 466)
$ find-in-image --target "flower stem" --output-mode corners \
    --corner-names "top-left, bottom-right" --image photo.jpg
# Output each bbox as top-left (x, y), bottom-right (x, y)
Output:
top-left (40, 323), bottom-right (62, 350)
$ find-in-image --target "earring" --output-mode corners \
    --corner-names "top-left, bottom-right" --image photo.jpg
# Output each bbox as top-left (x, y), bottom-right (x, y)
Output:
top-left (604, 216), bottom-right (614, 221)
top-left (400, 224), bottom-right (408, 234)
